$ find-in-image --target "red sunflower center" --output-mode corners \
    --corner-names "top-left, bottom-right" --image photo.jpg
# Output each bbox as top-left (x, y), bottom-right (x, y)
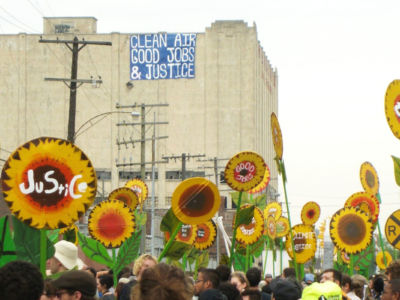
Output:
top-left (233, 161), bottom-right (256, 183)
top-left (97, 210), bottom-right (126, 239)
top-left (178, 225), bottom-right (193, 242)
top-left (306, 209), bottom-right (315, 219)
top-left (196, 225), bottom-right (210, 243)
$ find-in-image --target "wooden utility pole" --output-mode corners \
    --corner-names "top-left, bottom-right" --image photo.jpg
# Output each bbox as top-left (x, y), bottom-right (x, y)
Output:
top-left (162, 153), bottom-right (206, 180)
top-left (39, 37), bottom-right (112, 142)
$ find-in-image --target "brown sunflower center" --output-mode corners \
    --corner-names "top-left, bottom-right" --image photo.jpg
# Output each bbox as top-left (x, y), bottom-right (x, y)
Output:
top-left (338, 214), bottom-right (366, 245)
top-left (115, 194), bottom-right (132, 206)
top-left (365, 170), bottom-right (375, 188)
top-left (98, 211), bottom-right (126, 239)
top-left (179, 184), bottom-right (214, 217)
top-left (307, 209), bottom-right (315, 219)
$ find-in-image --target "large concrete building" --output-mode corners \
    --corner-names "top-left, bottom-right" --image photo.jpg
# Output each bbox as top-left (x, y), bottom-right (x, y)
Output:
top-left (0, 17), bottom-right (279, 261)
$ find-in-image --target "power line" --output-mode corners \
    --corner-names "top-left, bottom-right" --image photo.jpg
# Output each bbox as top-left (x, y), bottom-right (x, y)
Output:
top-left (0, 5), bottom-right (40, 33)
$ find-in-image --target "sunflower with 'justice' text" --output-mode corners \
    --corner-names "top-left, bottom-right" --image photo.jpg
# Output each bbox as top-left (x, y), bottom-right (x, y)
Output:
top-left (194, 220), bottom-right (217, 250)
top-left (385, 80), bottom-right (400, 140)
top-left (301, 201), bottom-right (321, 225)
top-left (248, 165), bottom-right (271, 194)
top-left (264, 202), bottom-right (282, 221)
top-left (1, 137), bottom-right (96, 229)
top-left (360, 162), bottom-right (380, 195)
top-left (344, 192), bottom-right (380, 224)
top-left (376, 251), bottom-right (392, 270)
top-left (172, 177), bottom-right (220, 225)
top-left (108, 187), bottom-right (138, 210)
top-left (125, 178), bottom-right (148, 203)
top-left (88, 200), bottom-right (135, 248)
top-left (165, 224), bottom-right (197, 245)
top-left (285, 224), bottom-right (316, 264)
top-left (330, 207), bottom-right (373, 254)
top-left (224, 151), bottom-right (266, 192)
top-left (235, 205), bottom-right (264, 245)
top-left (271, 112), bottom-right (283, 159)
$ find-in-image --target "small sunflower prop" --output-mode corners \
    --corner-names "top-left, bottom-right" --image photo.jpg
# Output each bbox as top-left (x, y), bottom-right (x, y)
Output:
top-left (1, 137), bottom-right (96, 229)
top-left (301, 201), bottom-right (321, 225)
top-left (248, 165), bottom-right (271, 194)
top-left (330, 207), bottom-right (373, 254)
top-left (194, 220), bottom-right (217, 250)
top-left (88, 200), bottom-right (135, 248)
top-left (234, 205), bottom-right (264, 245)
top-left (266, 216), bottom-right (277, 239)
top-left (271, 112), bottom-right (283, 159)
top-left (341, 251), bottom-right (350, 264)
top-left (165, 224), bottom-right (197, 245)
top-left (264, 202), bottom-right (282, 221)
top-left (385, 80), bottom-right (400, 139)
top-left (276, 216), bottom-right (290, 238)
top-left (224, 151), bottom-right (266, 192)
top-left (360, 162), bottom-right (379, 195)
top-left (108, 187), bottom-right (139, 210)
top-left (125, 178), bottom-right (148, 203)
top-left (171, 177), bottom-right (220, 225)
top-left (285, 224), bottom-right (317, 264)
top-left (344, 192), bottom-right (380, 224)
top-left (376, 251), bottom-right (392, 270)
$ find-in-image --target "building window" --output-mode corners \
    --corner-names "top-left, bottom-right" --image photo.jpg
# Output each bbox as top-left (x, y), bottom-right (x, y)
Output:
top-left (165, 170), bottom-right (205, 180)
top-left (119, 170), bottom-right (158, 180)
top-left (96, 169), bottom-right (111, 181)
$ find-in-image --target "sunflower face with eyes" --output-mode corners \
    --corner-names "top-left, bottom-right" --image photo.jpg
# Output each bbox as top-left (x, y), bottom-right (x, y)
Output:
top-left (194, 220), bottom-right (217, 250)
top-left (235, 205), bottom-right (264, 245)
top-left (125, 179), bottom-right (148, 203)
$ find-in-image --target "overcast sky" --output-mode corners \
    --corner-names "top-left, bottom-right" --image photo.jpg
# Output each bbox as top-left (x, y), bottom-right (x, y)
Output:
top-left (1, 0), bottom-right (400, 231)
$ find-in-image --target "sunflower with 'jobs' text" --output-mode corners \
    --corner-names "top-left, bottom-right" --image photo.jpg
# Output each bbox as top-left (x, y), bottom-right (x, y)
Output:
top-left (165, 224), bottom-right (197, 245)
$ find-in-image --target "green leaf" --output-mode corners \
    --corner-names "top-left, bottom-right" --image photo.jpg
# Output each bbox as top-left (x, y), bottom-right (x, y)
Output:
top-left (236, 236), bottom-right (265, 257)
top-left (0, 216), bottom-right (16, 267)
top-left (233, 252), bottom-right (246, 271)
top-left (160, 208), bottom-right (181, 233)
top-left (135, 210), bottom-right (147, 228)
top-left (12, 216), bottom-right (54, 268)
top-left (253, 194), bottom-right (267, 210)
top-left (170, 259), bottom-right (184, 269)
top-left (231, 192), bottom-right (250, 207)
top-left (187, 247), bottom-right (201, 266)
top-left (236, 205), bottom-right (255, 226)
top-left (47, 229), bottom-right (60, 243)
top-left (196, 251), bottom-right (209, 269)
top-left (392, 155), bottom-right (400, 187)
top-left (164, 241), bottom-right (191, 260)
top-left (77, 232), bottom-right (113, 268)
top-left (114, 230), bottom-right (141, 275)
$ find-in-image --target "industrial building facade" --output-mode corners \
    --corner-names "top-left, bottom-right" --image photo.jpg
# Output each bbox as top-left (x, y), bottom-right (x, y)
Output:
top-left (0, 17), bottom-right (279, 260)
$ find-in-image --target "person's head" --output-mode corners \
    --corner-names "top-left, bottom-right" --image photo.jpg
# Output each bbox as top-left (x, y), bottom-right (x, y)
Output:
top-left (241, 288), bottom-right (262, 300)
top-left (97, 274), bottom-right (113, 294)
top-left (40, 279), bottom-right (57, 300)
top-left (52, 270), bottom-right (97, 300)
top-left (48, 240), bottom-right (81, 274)
top-left (320, 268), bottom-right (342, 286)
top-left (195, 268), bottom-right (220, 296)
top-left (351, 274), bottom-right (367, 299)
top-left (304, 273), bottom-right (315, 286)
top-left (302, 281), bottom-right (342, 300)
top-left (131, 262), bottom-right (193, 300)
top-left (382, 278), bottom-right (400, 300)
top-left (230, 271), bottom-right (249, 293)
top-left (282, 267), bottom-right (296, 279)
top-left (82, 267), bottom-right (96, 278)
top-left (265, 274), bottom-right (273, 284)
top-left (387, 260), bottom-right (400, 280)
top-left (271, 279), bottom-right (301, 300)
top-left (0, 260), bottom-right (44, 300)
top-left (341, 274), bottom-right (351, 293)
top-left (373, 275), bottom-right (385, 296)
top-left (246, 267), bottom-right (262, 288)
top-left (216, 264), bottom-right (231, 282)
top-left (132, 254), bottom-right (157, 280)
top-left (218, 282), bottom-right (241, 300)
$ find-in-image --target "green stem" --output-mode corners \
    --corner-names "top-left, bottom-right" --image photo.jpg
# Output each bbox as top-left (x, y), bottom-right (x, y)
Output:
top-left (376, 193), bottom-right (388, 267)
top-left (158, 221), bottom-right (183, 262)
top-left (245, 244), bottom-right (250, 272)
top-left (263, 238), bottom-right (269, 275)
top-left (112, 248), bottom-right (117, 287)
top-left (40, 229), bottom-right (47, 277)
top-left (280, 160), bottom-right (299, 280)
top-left (183, 252), bottom-right (187, 271)
top-left (229, 191), bottom-right (243, 268)
top-left (280, 239), bottom-right (283, 274)
top-left (349, 254), bottom-right (354, 276)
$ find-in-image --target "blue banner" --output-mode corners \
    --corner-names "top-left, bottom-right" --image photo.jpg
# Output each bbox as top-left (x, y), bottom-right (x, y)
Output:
top-left (130, 33), bottom-right (196, 80)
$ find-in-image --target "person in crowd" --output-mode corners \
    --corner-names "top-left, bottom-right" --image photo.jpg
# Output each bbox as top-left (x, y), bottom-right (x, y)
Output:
top-left (270, 278), bottom-right (301, 300)
top-left (303, 273), bottom-right (315, 286)
top-left (98, 274), bottom-right (115, 300)
top-left (282, 268), bottom-right (296, 279)
top-left (320, 269), bottom-right (349, 300)
top-left (372, 275), bottom-right (385, 300)
top-left (131, 263), bottom-right (193, 300)
top-left (242, 288), bottom-right (262, 300)
top-left (302, 280), bottom-right (343, 300)
top-left (216, 264), bottom-right (232, 282)
top-left (83, 266), bottom-right (97, 278)
top-left (218, 282), bottom-right (242, 300)
top-left (230, 271), bottom-right (250, 293)
top-left (194, 267), bottom-right (226, 299)
top-left (382, 278), bottom-right (400, 300)
top-left (349, 274), bottom-right (368, 300)
top-left (0, 260), bottom-right (44, 300)
top-left (245, 267), bottom-right (270, 300)
top-left (52, 269), bottom-right (97, 300)
top-left (47, 240), bottom-right (83, 276)
top-left (387, 260), bottom-right (400, 280)
top-left (342, 274), bottom-right (355, 299)
top-left (41, 279), bottom-right (57, 300)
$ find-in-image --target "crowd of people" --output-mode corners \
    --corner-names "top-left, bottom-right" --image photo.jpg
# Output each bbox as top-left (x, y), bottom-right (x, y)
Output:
top-left (1, 240), bottom-right (400, 300)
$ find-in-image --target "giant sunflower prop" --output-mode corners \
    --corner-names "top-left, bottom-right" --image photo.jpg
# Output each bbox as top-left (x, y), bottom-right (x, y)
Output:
top-left (360, 162), bottom-right (379, 195)
top-left (301, 201), bottom-right (321, 225)
top-left (264, 202), bottom-right (282, 221)
top-left (1, 137), bottom-right (96, 229)
top-left (376, 251), bottom-right (392, 270)
top-left (276, 216), bottom-right (290, 238)
top-left (224, 151), bottom-right (266, 192)
top-left (248, 165), bottom-right (271, 194)
top-left (344, 192), bottom-right (380, 224)
top-left (271, 112), bottom-right (283, 159)
top-left (194, 220), bottom-right (217, 250)
top-left (171, 177), bottom-right (220, 225)
top-left (165, 224), bottom-right (197, 245)
top-left (285, 224), bottom-right (316, 264)
top-left (385, 80), bottom-right (400, 139)
top-left (235, 205), bottom-right (264, 245)
top-left (125, 178), bottom-right (148, 203)
top-left (266, 215), bottom-right (277, 239)
top-left (108, 187), bottom-right (139, 210)
top-left (88, 200), bottom-right (135, 248)
top-left (330, 207), bottom-right (373, 254)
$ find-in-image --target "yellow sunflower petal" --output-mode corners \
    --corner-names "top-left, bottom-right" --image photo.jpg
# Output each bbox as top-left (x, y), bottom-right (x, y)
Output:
top-left (171, 177), bottom-right (220, 225)
top-left (235, 205), bottom-right (264, 245)
top-left (224, 151), bottom-right (266, 192)
top-left (285, 224), bottom-right (317, 264)
top-left (248, 165), bottom-right (271, 194)
top-left (108, 187), bottom-right (139, 210)
top-left (330, 207), bottom-right (373, 254)
top-left (276, 216), bottom-right (290, 238)
top-left (376, 251), bottom-right (392, 270)
top-left (385, 80), bottom-right (400, 139)
top-left (301, 201), bottom-right (321, 225)
top-left (165, 224), bottom-right (197, 245)
top-left (1, 137), bottom-right (96, 229)
top-left (360, 162), bottom-right (380, 195)
top-left (344, 192), bottom-right (380, 224)
top-left (264, 202), bottom-right (282, 221)
top-left (125, 179), bottom-right (148, 203)
top-left (271, 112), bottom-right (283, 159)
top-left (194, 220), bottom-right (217, 250)
top-left (88, 200), bottom-right (135, 248)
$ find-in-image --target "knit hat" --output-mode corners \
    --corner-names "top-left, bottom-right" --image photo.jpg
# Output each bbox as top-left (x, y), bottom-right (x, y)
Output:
top-left (271, 279), bottom-right (302, 300)
top-left (54, 240), bottom-right (82, 270)
top-left (302, 281), bottom-right (342, 300)
top-left (52, 270), bottom-right (97, 297)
